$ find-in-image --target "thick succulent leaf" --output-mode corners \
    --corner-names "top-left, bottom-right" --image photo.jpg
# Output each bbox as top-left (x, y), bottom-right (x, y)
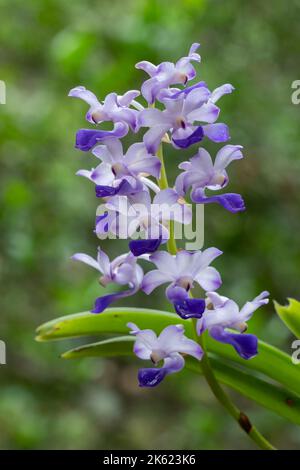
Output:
top-left (62, 336), bottom-right (135, 359)
top-left (36, 308), bottom-right (300, 397)
top-left (274, 298), bottom-right (300, 338)
top-left (62, 336), bottom-right (300, 425)
top-left (36, 308), bottom-right (180, 340)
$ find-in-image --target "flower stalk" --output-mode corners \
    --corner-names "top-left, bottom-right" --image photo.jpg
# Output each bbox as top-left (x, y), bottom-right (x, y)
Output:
top-left (194, 321), bottom-right (276, 450)
top-left (159, 143), bottom-right (275, 450)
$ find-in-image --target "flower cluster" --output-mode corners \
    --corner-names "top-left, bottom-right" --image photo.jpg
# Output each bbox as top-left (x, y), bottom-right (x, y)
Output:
top-left (70, 44), bottom-right (269, 387)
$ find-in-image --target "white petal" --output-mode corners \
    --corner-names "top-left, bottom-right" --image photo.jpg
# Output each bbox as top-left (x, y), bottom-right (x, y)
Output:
top-left (195, 266), bottom-right (222, 291)
top-left (71, 253), bottom-right (101, 272)
top-left (214, 145), bottom-right (243, 171)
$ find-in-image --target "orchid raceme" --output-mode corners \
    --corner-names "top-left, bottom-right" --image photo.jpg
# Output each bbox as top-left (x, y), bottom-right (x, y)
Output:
top-left (68, 43), bottom-right (268, 384)
top-left (38, 44), bottom-right (281, 450)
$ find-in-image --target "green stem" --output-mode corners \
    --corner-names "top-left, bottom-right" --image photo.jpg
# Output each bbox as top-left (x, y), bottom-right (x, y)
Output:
top-left (156, 142), bottom-right (276, 450)
top-left (156, 143), bottom-right (177, 255)
top-left (191, 322), bottom-right (276, 450)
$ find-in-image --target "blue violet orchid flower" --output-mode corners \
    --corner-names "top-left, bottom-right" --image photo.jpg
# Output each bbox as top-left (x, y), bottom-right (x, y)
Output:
top-left (72, 249), bottom-right (143, 313)
top-left (175, 144), bottom-right (245, 213)
top-left (128, 322), bottom-right (203, 387)
top-left (142, 249), bottom-right (222, 318)
top-left (197, 291), bottom-right (269, 359)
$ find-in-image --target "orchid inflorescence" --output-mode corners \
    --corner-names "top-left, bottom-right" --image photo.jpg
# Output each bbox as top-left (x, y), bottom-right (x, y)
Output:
top-left (69, 43), bottom-right (269, 388)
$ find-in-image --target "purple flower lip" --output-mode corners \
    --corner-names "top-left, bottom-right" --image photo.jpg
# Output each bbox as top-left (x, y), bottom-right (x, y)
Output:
top-left (172, 126), bottom-right (204, 148)
top-left (91, 290), bottom-right (132, 313)
top-left (173, 297), bottom-right (206, 319)
top-left (75, 124), bottom-right (128, 151)
top-left (209, 327), bottom-right (258, 360)
top-left (129, 238), bottom-right (163, 256)
top-left (95, 179), bottom-right (143, 198)
top-left (192, 192), bottom-right (246, 213)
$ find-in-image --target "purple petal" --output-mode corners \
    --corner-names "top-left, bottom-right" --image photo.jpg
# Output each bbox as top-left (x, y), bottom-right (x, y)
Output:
top-left (129, 238), bottom-right (162, 256)
top-left (68, 86), bottom-right (99, 105)
top-left (95, 179), bottom-right (143, 198)
top-left (188, 42), bottom-right (201, 58)
top-left (68, 86), bottom-right (102, 123)
top-left (195, 247), bottom-right (223, 269)
top-left (209, 326), bottom-right (258, 360)
top-left (117, 90), bottom-right (140, 107)
top-left (124, 142), bottom-right (162, 178)
top-left (95, 185), bottom-right (121, 198)
top-left (153, 188), bottom-right (179, 205)
top-left (97, 248), bottom-right (111, 277)
top-left (138, 108), bottom-right (170, 127)
top-left (182, 87), bottom-right (211, 115)
top-left (165, 81), bottom-right (208, 100)
top-left (135, 61), bottom-right (158, 76)
top-left (138, 354), bottom-right (185, 387)
top-left (75, 123), bottom-right (128, 151)
top-left (202, 123), bottom-right (230, 143)
top-left (141, 78), bottom-right (163, 105)
top-left (149, 251), bottom-right (176, 274)
top-left (166, 284), bottom-right (188, 302)
top-left (158, 325), bottom-right (203, 360)
top-left (91, 290), bottom-right (131, 313)
top-left (191, 190), bottom-right (246, 213)
top-left (131, 157), bottom-right (161, 179)
top-left (196, 266), bottom-right (222, 291)
top-left (187, 102), bottom-right (220, 124)
top-left (143, 125), bottom-right (171, 154)
top-left (172, 126), bottom-right (204, 149)
top-left (95, 213), bottom-right (109, 233)
top-left (214, 145), bottom-right (243, 171)
top-left (239, 291), bottom-right (270, 322)
top-left (138, 367), bottom-right (168, 387)
top-left (113, 108), bottom-right (138, 131)
top-left (142, 269), bottom-right (172, 295)
top-left (210, 84), bottom-right (234, 104)
top-left (173, 297), bottom-right (206, 319)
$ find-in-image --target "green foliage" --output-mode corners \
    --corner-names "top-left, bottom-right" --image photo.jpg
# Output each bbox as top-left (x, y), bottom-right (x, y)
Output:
top-left (275, 299), bottom-right (300, 338)
top-left (36, 308), bottom-right (300, 426)
top-left (62, 336), bottom-right (300, 426)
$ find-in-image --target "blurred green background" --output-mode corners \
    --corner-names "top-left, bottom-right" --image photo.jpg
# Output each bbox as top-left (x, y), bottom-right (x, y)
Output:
top-left (1, 0), bottom-right (300, 450)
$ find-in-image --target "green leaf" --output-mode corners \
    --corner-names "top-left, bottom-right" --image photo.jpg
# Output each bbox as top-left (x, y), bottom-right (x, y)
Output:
top-left (62, 336), bottom-right (135, 359)
top-left (36, 307), bottom-right (300, 397)
top-left (36, 308), bottom-right (179, 341)
top-left (274, 298), bottom-right (300, 338)
top-left (62, 336), bottom-right (300, 425)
